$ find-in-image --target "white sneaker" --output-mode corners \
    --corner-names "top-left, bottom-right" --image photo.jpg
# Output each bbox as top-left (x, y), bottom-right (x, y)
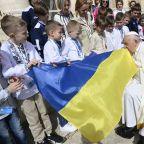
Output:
top-left (59, 122), bottom-right (77, 132)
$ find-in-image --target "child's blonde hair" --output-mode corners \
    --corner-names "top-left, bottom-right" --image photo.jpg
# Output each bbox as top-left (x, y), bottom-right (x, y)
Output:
top-left (1, 15), bottom-right (26, 36)
top-left (45, 20), bottom-right (62, 35)
top-left (67, 20), bottom-right (81, 34)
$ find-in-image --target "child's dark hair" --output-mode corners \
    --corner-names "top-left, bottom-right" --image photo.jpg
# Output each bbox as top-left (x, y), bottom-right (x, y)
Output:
top-left (128, 0), bottom-right (136, 9)
top-left (115, 0), bottom-right (123, 7)
top-left (105, 16), bottom-right (115, 26)
top-left (95, 15), bottom-right (105, 29)
top-left (105, 8), bottom-right (113, 16)
top-left (115, 12), bottom-right (124, 21)
top-left (33, 2), bottom-right (49, 16)
top-left (131, 3), bottom-right (141, 12)
top-left (45, 20), bottom-right (62, 35)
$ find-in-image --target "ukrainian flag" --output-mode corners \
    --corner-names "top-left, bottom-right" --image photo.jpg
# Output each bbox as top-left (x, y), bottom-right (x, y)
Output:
top-left (29, 49), bottom-right (137, 142)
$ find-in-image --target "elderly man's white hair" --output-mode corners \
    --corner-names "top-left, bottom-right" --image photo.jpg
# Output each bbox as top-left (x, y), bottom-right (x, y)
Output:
top-left (125, 31), bottom-right (141, 42)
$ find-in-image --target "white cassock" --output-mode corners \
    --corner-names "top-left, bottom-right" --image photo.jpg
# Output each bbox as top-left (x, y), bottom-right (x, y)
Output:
top-left (122, 41), bottom-right (144, 131)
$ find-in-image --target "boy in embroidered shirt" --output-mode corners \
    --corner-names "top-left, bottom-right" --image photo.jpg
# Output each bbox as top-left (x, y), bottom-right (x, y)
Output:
top-left (89, 15), bottom-right (107, 54)
top-left (0, 15), bottom-right (65, 144)
top-left (44, 20), bottom-right (76, 133)
top-left (115, 12), bottom-right (129, 48)
top-left (62, 20), bottom-right (84, 61)
top-left (0, 56), bottom-right (27, 144)
top-left (44, 20), bottom-right (69, 64)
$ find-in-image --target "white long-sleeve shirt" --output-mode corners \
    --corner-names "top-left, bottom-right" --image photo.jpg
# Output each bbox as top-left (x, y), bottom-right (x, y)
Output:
top-left (44, 39), bottom-right (68, 64)
top-left (62, 37), bottom-right (84, 61)
top-left (104, 28), bottom-right (122, 51)
top-left (1, 40), bottom-right (42, 100)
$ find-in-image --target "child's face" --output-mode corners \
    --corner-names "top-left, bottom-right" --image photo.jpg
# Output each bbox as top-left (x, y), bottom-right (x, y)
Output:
top-left (96, 25), bottom-right (104, 34)
top-left (140, 18), bottom-right (144, 27)
top-left (52, 27), bottom-right (63, 41)
top-left (69, 26), bottom-right (82, 39)
top-left (131, 10), bottom-right (140, 19)
top-left (12, 26), bottom-right (28, 45)
top-left (116, 2), bottom-right (123, 10)
top-left (40, 13), bottom-right (49, 24)
top-left (130, 1), bottom-right (136, 8)
top-left (62, 0), bottom-right (70, 15)
top-left (116, 20), bottom-right (123, 29)
top-left (106, 24), bottom-right (114, 33)
top-left (123, 17), bottom-right (130, 25)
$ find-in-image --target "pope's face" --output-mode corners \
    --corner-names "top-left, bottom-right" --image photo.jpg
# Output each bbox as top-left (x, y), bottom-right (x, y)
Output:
top-left (123, 36), bottom-right (138, 54)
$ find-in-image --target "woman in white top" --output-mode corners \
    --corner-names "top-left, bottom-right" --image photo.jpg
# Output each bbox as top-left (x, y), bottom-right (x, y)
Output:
top-left (74, 0), bottom-right (93, 55)
top-left (54, 0), bottom-right (73, 38)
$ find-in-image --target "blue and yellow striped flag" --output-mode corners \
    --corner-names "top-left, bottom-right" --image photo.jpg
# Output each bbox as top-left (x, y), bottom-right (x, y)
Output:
top-left (28, 49), bottom-right (137, 142)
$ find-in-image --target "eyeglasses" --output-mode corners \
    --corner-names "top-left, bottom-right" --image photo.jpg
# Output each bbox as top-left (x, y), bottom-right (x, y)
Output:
top-left (102, 0), bottom-right (108, 3)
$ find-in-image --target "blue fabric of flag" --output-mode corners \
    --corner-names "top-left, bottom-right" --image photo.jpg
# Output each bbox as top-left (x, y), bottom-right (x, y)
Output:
top-left (28, 52), bottom-right (112, 111)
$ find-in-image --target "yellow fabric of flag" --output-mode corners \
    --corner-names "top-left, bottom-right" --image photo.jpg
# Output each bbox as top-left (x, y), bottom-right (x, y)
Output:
top-left (60, 49), bottom-right (137, 142)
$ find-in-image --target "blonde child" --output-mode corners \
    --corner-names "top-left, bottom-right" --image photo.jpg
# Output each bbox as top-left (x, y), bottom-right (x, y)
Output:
top-left (44, 20), bottom-right (76, 133)
top-left (62, 20), bottom-right (84, 61)
top-left (54, 0), bottom-right (73, 38)
top-left (44, 20), bottom-right (69, 64)
top-left (0, 15), bottom-right (64, 144)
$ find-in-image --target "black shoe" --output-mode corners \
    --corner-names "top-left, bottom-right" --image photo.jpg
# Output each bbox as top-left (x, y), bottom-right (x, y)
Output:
top-left (37, 137), bottom-right (53, 144)
top-left (137, 135), bottom-right (144, 144)
top-left (47, 132), bottom-right (66, 143)
top-left (115, 125), bottom-right (137, 139)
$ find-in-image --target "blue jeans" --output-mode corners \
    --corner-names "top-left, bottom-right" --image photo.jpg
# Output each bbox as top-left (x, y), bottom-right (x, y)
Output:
top-left (0, 109), bottom-right (27, 144)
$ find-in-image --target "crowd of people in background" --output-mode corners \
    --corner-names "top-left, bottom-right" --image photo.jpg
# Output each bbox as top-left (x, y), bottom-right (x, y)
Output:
top-left (0, 0), bottom-right (144, 144)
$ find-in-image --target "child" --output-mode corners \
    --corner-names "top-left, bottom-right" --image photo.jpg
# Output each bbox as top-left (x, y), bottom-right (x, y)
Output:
top-left (0, 53), bottom-right (27, 144)
top-left (30, 2), bottom-right (49, 59)
top-left (62, 20), bottom-right (84, 61)
top-left (105, 8), bottom-right (114, 17)
top-left (44, 20), bottom-right (69, 64)
top-left (44, 20), bottom-right (76, 133)
top-left (128, 0), bottom-right (136, 9)
top-left (123, 11), bottom-right (131, 26)
top-left (54, 0), bottom-right (73, 38)
top-left (104, 16), bottom-right (121, 51)
top-left (89, 15), bottom-right (107, 54)
top-left (139, 13), bottom-right (144, 36)
top-left (113, 0), bottom-right (125, 18)
top-left (127, 3), bottom-right (141, 33)
top-left (21, 0), bottom-right (41, 41)
top-left (115, 12), bottom-right (129, 48)
top-left (0, 15), bottom-right (64, 144)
